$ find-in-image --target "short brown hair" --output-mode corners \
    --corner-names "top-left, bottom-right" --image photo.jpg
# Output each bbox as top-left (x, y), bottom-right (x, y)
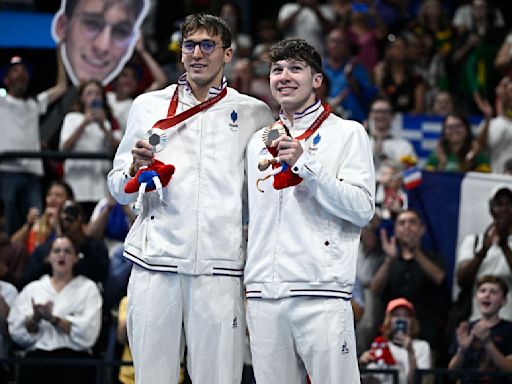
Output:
top-left (181, 13), bottom-right (232, 50)
top-left (477, 275), bottom-right (509, 297)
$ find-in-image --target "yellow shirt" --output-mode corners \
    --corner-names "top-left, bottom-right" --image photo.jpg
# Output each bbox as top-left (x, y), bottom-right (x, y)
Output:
top-left (118, 297), bottom-right (134, 384)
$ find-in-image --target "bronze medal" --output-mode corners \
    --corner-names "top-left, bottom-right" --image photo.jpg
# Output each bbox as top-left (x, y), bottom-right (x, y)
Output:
top-left (261, 122), bottom-right (287, 147)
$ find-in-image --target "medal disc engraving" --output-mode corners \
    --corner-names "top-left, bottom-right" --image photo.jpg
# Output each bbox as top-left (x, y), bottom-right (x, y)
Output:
top-left (261, 123), bottom-right (287, 146)
top-left (267, 129), bottom-right (280, 143)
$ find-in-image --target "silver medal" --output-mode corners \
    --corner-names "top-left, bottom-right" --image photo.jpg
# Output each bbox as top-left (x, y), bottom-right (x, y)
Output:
top-left (146, 128), bottom-right (168, 153)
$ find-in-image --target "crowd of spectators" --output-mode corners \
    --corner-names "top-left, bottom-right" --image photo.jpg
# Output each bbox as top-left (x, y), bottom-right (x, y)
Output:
top-left (0, 0), bottom-right (512, 383)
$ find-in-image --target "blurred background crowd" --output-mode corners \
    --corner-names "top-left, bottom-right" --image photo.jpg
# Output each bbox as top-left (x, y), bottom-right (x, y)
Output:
top-left (0, 0), bottom-right (512, 383)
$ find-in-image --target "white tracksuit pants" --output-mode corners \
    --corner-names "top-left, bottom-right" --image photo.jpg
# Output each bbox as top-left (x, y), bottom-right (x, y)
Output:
top-left (127, 264), bottom-right (246, 384)
top-left (246, 296), bottom-right (360, 384)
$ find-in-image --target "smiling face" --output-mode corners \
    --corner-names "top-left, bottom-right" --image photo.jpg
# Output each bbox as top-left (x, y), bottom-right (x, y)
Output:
top-left (443, 115), bottom-right (469, 148)
top-left (49, 236), bottom-right (79, 278)
top-left (394, 210), bottom-right (424, 247)
top-left (55, 0), bottom-right (139, 84)
top-left (269, 59), bottom-right (322, 117)
top-left (476, 282), bottom-right (506, 318)
top-left (181, 28), bottom-right (232, 97)
top-left (369, 99), bottom-right (394, 134)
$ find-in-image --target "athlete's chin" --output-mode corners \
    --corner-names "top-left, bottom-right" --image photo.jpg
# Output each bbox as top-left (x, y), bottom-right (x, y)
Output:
top-left (187, 73), bottom-right (214, 86)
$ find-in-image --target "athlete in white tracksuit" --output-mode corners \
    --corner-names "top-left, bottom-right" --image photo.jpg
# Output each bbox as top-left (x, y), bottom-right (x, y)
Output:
top-left (107, 14), bottom-right (274, 384)
top-left (245, 39), bottom-right (375, 384)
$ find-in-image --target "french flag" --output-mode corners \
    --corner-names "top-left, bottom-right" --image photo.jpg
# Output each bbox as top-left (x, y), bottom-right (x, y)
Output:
top-left (406, 171), bottom-right (512, 297)
top-left (403, 166), bottom-right (422, 190)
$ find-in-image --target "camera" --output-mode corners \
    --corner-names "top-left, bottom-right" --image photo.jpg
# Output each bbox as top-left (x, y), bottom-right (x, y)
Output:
top-left (393, 318), bottom-right (408, 334)
top-left (90, 99), bottom-right (103, 109)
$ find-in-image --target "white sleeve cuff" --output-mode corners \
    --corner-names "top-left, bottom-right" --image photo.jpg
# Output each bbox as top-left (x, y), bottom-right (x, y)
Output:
top-left (291, 151), bottom-right (316, 178)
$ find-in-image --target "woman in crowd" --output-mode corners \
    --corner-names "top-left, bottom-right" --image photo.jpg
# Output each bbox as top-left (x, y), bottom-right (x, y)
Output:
top-left (344, 1), bottom-right (387, 74)
top-left (7, 235), bottom-right (102, 384)
top-left (374, 35), bottom-right (426, 114)
top-left (359, 298), bottom-right (431, 384)
top-left (10, 180), bottom-right (74, 255)
top-left (425, 113), bottom-right (489, 172)
top-left (59, 80), bottom-right (121, 220)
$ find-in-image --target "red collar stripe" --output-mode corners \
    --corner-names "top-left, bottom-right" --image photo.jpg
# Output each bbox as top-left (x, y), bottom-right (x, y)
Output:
top-left (153, 86), bottom-right (228, 130)
top-left (293, 102), bottom-right (331, 141)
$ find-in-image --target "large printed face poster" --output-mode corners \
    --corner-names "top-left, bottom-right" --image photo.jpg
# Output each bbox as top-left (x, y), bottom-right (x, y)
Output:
top-left (51, 0), bottom-right (149, 86)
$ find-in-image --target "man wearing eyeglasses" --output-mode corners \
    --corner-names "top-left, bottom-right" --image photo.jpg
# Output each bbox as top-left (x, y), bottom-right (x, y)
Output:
top-left (108, 13), bottom-right (274, 384)
top-left (52, 0), bottom-right (148, 85)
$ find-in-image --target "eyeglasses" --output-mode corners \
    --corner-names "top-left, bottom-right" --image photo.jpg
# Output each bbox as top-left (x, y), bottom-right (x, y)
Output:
top-left (180, 39), bottom-right (224, 54)
top-left (74, 13), bottom-right (135, 48)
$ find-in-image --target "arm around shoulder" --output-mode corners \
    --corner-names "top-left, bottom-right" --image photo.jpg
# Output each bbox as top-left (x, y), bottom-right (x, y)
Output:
top-left (248, 97), bottom-right (275, 129)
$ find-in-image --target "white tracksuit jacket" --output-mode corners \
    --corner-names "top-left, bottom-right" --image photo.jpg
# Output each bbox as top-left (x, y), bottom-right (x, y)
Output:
top-left (108, 77), bottom-right (274, 276)
top-left (245, 101), bottom-right (375, 299)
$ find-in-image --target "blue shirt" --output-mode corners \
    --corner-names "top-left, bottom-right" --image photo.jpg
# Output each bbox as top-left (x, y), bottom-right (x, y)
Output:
top-left (323, 59), bottom-right (377, 123)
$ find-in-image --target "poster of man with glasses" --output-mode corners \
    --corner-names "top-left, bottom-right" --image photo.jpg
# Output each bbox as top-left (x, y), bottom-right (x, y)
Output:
top-left (52, 0), bottom-right (149, 86)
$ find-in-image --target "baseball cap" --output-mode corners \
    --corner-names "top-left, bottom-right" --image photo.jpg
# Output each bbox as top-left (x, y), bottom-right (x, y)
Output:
top-left (1, 55), bottom-right (32, 78)
top-left (386, 298), bottom-right (415, 314)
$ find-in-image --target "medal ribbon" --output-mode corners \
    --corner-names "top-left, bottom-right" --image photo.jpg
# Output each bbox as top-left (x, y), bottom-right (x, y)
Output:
top-left (256, 103), bottom-right (331, 192)
top-left (152, 86), bottom-right (228, 130)
top-left (288, 102), bottom-right (331, 141)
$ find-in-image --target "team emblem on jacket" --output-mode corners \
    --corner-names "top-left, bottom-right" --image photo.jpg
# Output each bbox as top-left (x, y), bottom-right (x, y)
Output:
top-left (259, 146), bottom-right (269, 155)
top-left (308, 133), bottom-right (321, 152)
top-left (229, 110), bottom-right (239, 132)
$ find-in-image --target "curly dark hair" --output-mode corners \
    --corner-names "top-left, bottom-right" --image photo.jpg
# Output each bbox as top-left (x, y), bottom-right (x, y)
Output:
top-left (269, 38), bottom-right (322, 74)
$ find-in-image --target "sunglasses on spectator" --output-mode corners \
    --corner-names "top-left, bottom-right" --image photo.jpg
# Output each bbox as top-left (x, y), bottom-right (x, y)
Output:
top-left (180, 39), bottom-right (225, 54)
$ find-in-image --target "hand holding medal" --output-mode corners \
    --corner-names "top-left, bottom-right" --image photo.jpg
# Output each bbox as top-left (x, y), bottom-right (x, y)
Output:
top-left (258, 123), bottom-right (286, 171)
top-left (124, 86), bottom-right (227, 208)
top-left (256, 103), bottom-right (330, 192)
top-left (125, 138), bottom-right (174, 211)
top-left (256, 123), bottom-right (304, 192)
